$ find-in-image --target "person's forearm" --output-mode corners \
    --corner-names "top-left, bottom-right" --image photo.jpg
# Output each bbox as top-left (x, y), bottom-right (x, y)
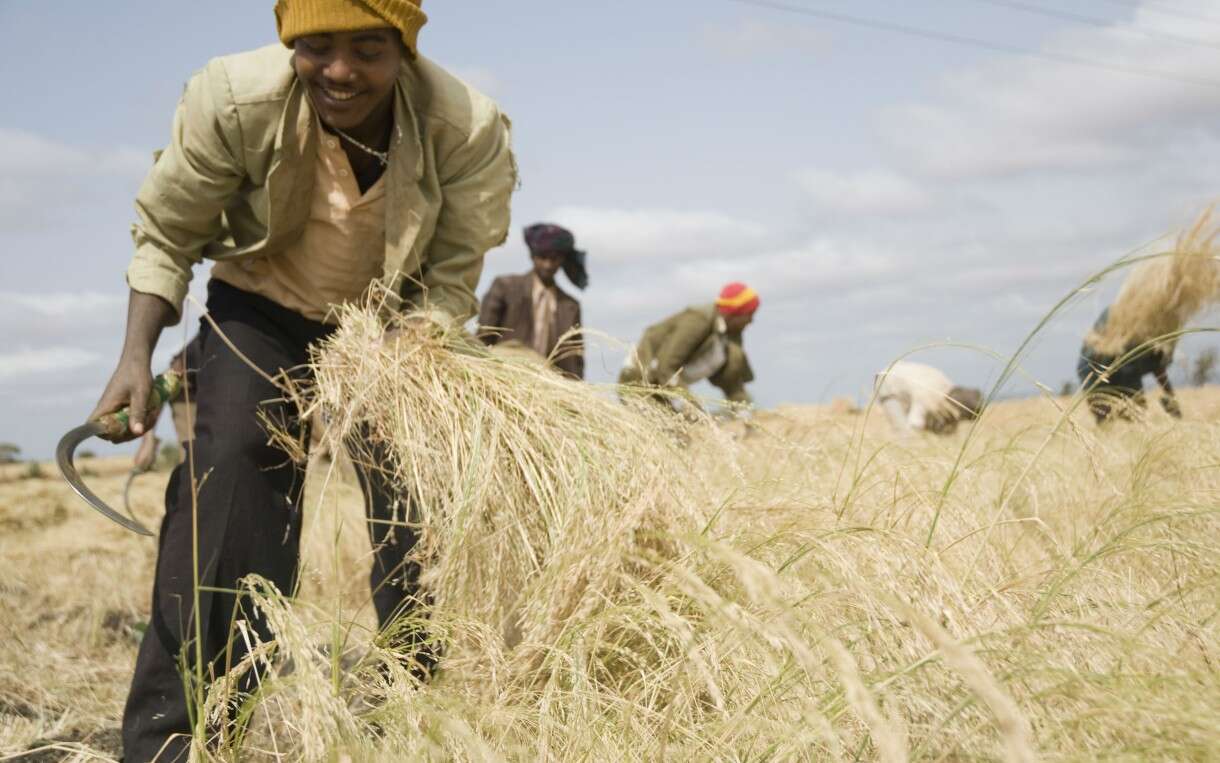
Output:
top-left (88, 290), bottom-right (177, 436)
top-left (121, 290), bottom-right (176, 364)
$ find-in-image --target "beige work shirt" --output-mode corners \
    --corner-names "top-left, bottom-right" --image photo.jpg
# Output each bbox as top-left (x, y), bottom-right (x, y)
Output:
top-left (125, 44), bottom-right (516, 325)
top-left (530, 274), bottom-right (558, 357)
top-left (213, 125), bottom-right (387, 323)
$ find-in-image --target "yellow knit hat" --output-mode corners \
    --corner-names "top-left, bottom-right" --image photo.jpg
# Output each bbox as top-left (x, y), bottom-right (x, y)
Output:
top-left (275, 0), bottom-right (428, 55)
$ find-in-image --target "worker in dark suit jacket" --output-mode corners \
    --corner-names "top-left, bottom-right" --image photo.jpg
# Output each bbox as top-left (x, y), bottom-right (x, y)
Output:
top-left (478, 223), bottom-right (588, 379)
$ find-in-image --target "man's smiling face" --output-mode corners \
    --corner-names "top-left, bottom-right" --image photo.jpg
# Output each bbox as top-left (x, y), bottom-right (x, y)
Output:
top-left (292, 29), bottom-right (403, 132)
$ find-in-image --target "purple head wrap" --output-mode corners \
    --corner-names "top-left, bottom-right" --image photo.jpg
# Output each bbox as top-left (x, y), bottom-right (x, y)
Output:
top-left (524, 223), bottom-right (588, 290)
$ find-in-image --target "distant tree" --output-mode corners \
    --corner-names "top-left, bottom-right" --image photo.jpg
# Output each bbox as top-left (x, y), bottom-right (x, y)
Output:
top-left (1190, 347), bottom-right (1218, 387)
top-left (1059, 381), bottom-right (1077, 397)
top-left (0, 443), bottom-right (19, 464)
top-left (78, 449), bottom-right (97, 460)
top-left (23, 461), bottom-right (44, 480)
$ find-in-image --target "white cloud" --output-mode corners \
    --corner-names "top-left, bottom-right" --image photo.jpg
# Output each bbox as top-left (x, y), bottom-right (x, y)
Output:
top-left (0, 128), bottom-right (149, 232)
top-left (0, 291), bottom-right (125, 318)
top-left (544, 206), bottom-right (770, 264)
top-left (0, 346), bottom-right (101, 382)
top-left (796, 168), bottom-right (931, 214)
top-left (591, 233), bottom-right (901, 319)
top-left (0, 291), bottom-right (127, 350)
top-left (0, 128), bottom-right (149, 177)
top-left (881, 4), bottom-right (1220, 179)
top-left (695, 238), bottom-right (901, 301)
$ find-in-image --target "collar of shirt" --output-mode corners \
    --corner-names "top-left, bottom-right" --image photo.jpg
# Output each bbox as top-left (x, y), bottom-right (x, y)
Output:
top-left (531, 274), bottom-right (559, 356)
top-left (315, 116), bottom-right (388, 206)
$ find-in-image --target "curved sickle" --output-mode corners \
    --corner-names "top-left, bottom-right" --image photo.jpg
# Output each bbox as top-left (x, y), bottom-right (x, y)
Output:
top-left (54, 372), bottom-right (182, 536)
top-left (57, 423), bottom-right (154, 536)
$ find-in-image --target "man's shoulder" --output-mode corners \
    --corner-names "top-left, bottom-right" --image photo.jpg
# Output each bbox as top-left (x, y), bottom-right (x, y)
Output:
top-left (203, 45), bottom-right (296, 106)
top-left (495, 271), bottom-right (533, 286)
top-left (554, 282), bottom-right (581, 305)
top-left (407, 55), bottom-right (505, 140)
top-left (652, 304), bottom-right (715, 335)
top-left (680, 304), bottom-right (718, 325)
top-left (488, 272), bottom-right (533, 295)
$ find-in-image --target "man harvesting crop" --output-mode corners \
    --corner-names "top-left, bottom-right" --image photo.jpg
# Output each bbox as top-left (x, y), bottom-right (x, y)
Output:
top-left (1073, 211), bottom-right (1220, 425)
top-left (1077, 307), bottom-right (1181, 423)
top-left (619, 283), bottom-right (759, 409)
top-left (873, 361), bottom-right (983, 435)
top-left (478, 223), bottom-right (588, 379)
top-left (88, 1), bottom-right (516, 758)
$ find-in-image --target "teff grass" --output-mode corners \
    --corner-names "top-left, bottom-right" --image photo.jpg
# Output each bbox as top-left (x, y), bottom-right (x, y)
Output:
top-left (2, 363), bottom-right (1218, 759)
top-left (4, 266), bottom-right (1220, 760)
top-left (170, 298), bottom-right (1216, 761)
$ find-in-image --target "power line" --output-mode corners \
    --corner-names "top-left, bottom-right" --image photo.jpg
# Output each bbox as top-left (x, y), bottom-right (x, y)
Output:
top-left (971, 0), bottom-right (1220, 53)
top-left (1092, 0), bottom-right (1220, 27)
top-left (722, 0), bottom-right (1220, 89)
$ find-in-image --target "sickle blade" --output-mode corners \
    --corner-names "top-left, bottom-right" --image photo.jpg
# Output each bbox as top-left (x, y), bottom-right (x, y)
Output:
top-left (56, 423), bottom-right (155, 536)
top-left (123, 469), bottom-right (140, 518)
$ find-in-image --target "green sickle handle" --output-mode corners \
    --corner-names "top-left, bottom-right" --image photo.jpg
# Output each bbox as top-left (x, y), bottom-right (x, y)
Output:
top-left (94, 371), bottom-right (184, 442)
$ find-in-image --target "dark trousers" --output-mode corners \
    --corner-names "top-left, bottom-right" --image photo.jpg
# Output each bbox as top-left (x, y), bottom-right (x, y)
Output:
top-left (1078, 360), bottom-right (1144, 423)
top-left (122, 280), bottom-right (426, 762)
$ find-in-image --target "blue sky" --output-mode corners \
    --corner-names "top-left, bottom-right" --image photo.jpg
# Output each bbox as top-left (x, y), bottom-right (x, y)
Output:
top-left (2, 0), bottom-right (1219, 457)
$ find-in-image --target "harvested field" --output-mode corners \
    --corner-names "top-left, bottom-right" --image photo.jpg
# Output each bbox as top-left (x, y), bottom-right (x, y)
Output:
top-left (2, 371), bottom-right (1219, 761)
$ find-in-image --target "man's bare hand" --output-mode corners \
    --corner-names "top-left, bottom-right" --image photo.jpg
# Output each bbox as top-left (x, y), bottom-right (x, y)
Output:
top-left (382, 314), bottom-right (443, 349)
top-left (89, 357), bottom-right (159, 442)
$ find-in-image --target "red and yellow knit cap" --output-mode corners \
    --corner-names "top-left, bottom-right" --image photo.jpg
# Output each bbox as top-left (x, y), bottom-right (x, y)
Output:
top-left (716, 282), bottom-right (761, 317)
top-left (276, 0), bottom-right (428, 55)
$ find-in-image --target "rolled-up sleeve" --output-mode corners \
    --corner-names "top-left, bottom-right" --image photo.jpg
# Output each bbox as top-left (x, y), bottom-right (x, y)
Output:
top-left (126, 59), bottom-right (246, 318)
top-left (408, 107), bottom-right (516, 324)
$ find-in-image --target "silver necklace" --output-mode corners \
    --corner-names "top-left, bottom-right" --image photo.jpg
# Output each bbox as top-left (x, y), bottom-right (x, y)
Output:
top-left (330, 126), bottom-right (390, 167)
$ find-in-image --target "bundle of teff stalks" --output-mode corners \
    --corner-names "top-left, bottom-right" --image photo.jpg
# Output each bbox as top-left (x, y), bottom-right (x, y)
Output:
top-left (284, 302), bottom-right (1039, 762)
top-left (302, 303), bottom-right (723, 683)
top-left (1087, 207), bottom-right (1220, 357)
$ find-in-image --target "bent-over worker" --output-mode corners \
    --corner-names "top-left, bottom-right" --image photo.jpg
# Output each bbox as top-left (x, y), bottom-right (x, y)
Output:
top-left (89, 1), bottom-right (516, 759)
top-left (619, 283), bottom-right (759, 408)
top-left (874, 361), bottom-right (983, 435)
top-left (1077, 307), bottom-right (1181, 423)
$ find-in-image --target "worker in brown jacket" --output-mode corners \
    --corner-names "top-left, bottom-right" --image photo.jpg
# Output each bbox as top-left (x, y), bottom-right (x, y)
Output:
top-left (478, 223), bottom-right (588, 379)
top-left (620, 282), bottom-right (759, 407)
